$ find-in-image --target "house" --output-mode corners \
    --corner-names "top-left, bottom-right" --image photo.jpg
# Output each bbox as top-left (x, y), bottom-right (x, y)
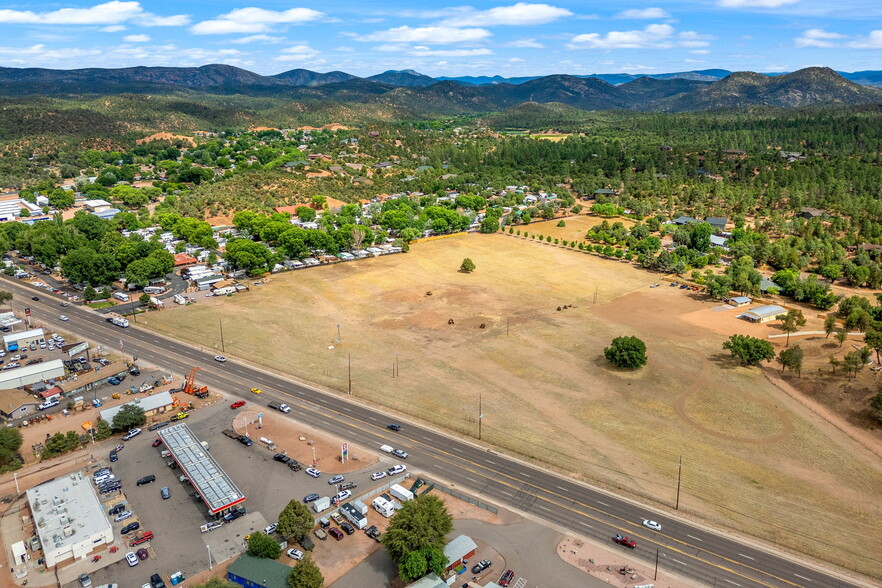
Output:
top-left (672, 216), bottom-right (698, 225)
top-left (738, 304), bottom-right (787, 323)
top-left (99, 391), bottom-right (174, 423)
top-left (173, 253), bottom-right (198, 267)
top-left (282, 161), bottom-right (309, 170)
top-left (227, 554), bottom-right (291, 588)
top-left (82, 199), bottom-right (112, 212)
top-left (594, 188), bottom-right (618, 197)
top-left (799, 207), bottom-right (825, 219)
top-left (0, 388), bottom-right (39, 420)
top-left (710, 235), bottom-right (729, 249)
top-left (443, 534), bottom-right (478, 574)
top-left (374, 162), bottom-right (392, 169)
top-left (706, 217), bottom-right (727, 232)
top-left (728, 296), bottom-right (752, 307)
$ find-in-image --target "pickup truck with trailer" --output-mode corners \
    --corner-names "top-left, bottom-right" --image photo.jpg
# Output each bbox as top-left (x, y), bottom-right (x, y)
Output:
top-left (130, 531), bottom-right (154, 546)
top-left (200, 521), bottom-right (224, 533)
top-left (222, 429), bottom-right (239, 440)
top-left (268, 401), bottom-right (291, 413)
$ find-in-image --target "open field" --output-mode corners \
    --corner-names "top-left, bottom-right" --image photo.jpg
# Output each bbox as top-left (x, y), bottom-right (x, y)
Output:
top-left (147, 232), bottom-right (882, 579)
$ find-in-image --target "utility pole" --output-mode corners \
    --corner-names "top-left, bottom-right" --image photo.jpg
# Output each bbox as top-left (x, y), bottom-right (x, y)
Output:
top-left (219, 318), bottom-right (225, 353)
top-left (130, 297), bottom-right (137, 323)
top-left (654, 548), bottom-right (659, 581)
top-left (507, 317), bottom-right (510, 336)
top-left (336, 323), bottom-right (341, 344)
top-left (478, 392), bottom-right (483, 440)
top-left (675, 456), bottom-right (682, 510)
top-left (207, 544), bottom-right (213, 571)
top-left (348, 353), bottom-right (352, 395)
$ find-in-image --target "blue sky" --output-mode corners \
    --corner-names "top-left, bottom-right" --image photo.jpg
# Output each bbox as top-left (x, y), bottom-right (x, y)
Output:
top-left (0, 1), bottom-right (881, 76)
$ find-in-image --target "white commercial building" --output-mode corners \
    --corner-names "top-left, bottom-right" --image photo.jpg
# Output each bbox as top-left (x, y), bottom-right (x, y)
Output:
top-left (26, 471), bottom-right (113, 567)
top-left (3, 328), bottom-right (46, 351)
top-left (0, 358), bottom-right (65, 389)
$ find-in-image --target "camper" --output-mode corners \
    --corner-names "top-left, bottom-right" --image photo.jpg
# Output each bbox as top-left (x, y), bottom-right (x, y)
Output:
top-left (372, 496), bottom-right (395, 517)
top-left (390, 484), bottom-right (414, 502)
top-left (113, 292), bottom-right (130, 302)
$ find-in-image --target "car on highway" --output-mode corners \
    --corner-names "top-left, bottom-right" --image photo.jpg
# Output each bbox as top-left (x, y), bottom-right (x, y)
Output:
top-left (498, 570), bottom-right (514, 587)
top-left (303, 493), bottom-right (320, 503)
top-left (250, 387), bottom-right (262, 394)
top-left (125, 551), bottom-right (139, 567)
top-left (306, 467), bottom-right (321, 478)
top-left (613, 534), bottom-right (636, 549)
top-left (286, 548), bottom-right (304, 560)
top-left (60, 301), bottom-right (68, 307)
top-left (31, 296), bottom-right (39, 301)
top-left (642, 520), bottom-right (662, 531)
top-left (392, 449), bottom-right (409, 459)
top-left (387, 423), bottom-right (402, 431)
top-left (388, 464), bottom-right (407, 475)
top-left (59, 315), bottom-right (69, 321)
top-left (371, 471), bottom-right (387, 481)
top-left (328, 474), bottom-right (344, 485)
top-left (471, 560), bottom-right (492, 574)
top-left (214, 356), bottom-right (227, 362)
top-left (230, 401), bottom-right (245, 409)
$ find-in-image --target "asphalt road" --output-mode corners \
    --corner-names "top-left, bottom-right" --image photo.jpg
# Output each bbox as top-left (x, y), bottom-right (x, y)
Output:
top-left (4, 276), bottom-right (871, 588)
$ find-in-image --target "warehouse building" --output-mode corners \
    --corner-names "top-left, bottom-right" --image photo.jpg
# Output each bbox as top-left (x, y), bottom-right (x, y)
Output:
top-left (26, 471), bottom-right (113, 567)
top-left (57, 362), bottom-right (129, 398)
top-left (2, 328), bottom-right (46, 351)
top-left (738, 304), bottom-right (787, 324)
top-left (0, 359), bottom-right (65, 389)
top-left (99, 390), bottom-right (174, 424)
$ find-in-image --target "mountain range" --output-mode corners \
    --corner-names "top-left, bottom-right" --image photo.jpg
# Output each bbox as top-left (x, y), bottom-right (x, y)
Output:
top-left (0, 64), bottom-right (880, 114)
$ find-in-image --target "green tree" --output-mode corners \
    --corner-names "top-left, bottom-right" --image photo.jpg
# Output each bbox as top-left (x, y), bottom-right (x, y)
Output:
top-left (295, 206), bottom-right (316, 222)
top-left (382, 495), bottom-right (452, 568)
top-left (139, 293), bottom-right (151, 305)
top-left (871, 391), bottom-right (882, 423)
top-left (836, 328), bottom-right (849, 348)
top-left (94, 419), bottom-right (112, 441)
top-left (777, 345), bottom-right (804, 376)
top-left (557, 220), bottom-right (566, 227)
top-left (0, 427), bottom-right (23, 466)
top-left (722, 335), bottom-right (775, 366)
top-left (400, 550), bottom-right (428, 582)
top-left (845, 309), bottom-right (873, 333)
top-left (84, 285), bottom-right (98, 301)
top-left (0, 290), bottom-right (12, 309)
top-left (603, 336), bottom-right (647, 369)
top-left (479, 216), bottom-right (499, 233)
top-left (110, 404), bottom-right (146, 432)
top-left (865, 329), bottom-right (882, 364)
top-left (829, 356), bottom-right (841, 374)
top-left (247, 531), bottom-right (281, 559)
top-left (776, 309), bottom-right (806, 347)
top-left (824, 315), bottom-right (837, 338)
top-left (459, 258), bottom-right (476, 273)
top-left (843, 350), bottom-right (866, 379)
top-left (287, 555), bottom-right (324, 588)
top-left (276, 499), bottom-right (314, 542)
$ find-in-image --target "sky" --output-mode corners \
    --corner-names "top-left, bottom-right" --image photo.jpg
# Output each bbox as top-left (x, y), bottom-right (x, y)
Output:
top-left (0, 1), bottom-right (881, 77)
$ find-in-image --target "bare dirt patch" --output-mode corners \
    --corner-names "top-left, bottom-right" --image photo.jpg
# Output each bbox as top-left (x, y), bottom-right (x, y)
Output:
top-left (146, 233), bottom-right (882, 579)
top-left (136, 132), bottom-right (195, 146)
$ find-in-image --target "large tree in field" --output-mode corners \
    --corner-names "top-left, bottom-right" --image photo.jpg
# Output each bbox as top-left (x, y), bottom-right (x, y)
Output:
top-left (777, 345), bottom-right (804, 376)
top-left (776, 308), bottom-right (806, 347)
top-left (722, 335), bottom-right (775, 366)
top-left (276, 499), bottom-right (313, 542)
top-left (865, 329), bottom-right (882, 364)
top-left (382, 495), bottom-right (452, 581)
top-left (604, 336), bottom-right (647, 369)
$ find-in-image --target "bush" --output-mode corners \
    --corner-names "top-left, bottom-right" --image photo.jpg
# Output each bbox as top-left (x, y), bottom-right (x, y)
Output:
top-left (459, 258), bottom-right (476, 273)
top-left (557, 220), bottom-right (566, 227)
top-left (603, 336), bottom-right (647, 369)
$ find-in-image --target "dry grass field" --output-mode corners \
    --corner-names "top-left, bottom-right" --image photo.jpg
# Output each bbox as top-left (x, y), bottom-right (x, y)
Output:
top-left (147, 229), bottom-right (882, 579)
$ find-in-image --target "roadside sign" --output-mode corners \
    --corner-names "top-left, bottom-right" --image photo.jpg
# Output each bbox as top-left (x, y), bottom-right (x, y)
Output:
top-left (68, 341), bottom-right (89, 357)
top-left (341, 442), bottom-right (348, 462)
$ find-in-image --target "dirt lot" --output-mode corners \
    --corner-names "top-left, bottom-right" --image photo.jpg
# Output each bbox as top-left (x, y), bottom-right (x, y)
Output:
top-left (145, 231), bottom-right (882, 579)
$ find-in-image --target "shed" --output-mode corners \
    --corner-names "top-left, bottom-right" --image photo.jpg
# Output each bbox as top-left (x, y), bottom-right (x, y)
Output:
top-left (57, 362), bottom-right (129, 398)
top-left (443, 534), bottom-right (478, 573)
top-left (0, 358), bottom-right (64, 389)
top-left (706, 217), bottom-right (727, 231)
top-left (227, 554), bottom-right (290, 588)
top-left (800, 207), bottom-right (825, 219)
top-left (710, 235), bottom-right (729, 249)
top-left (728, 296), bottom-right (752, 307)
top-left (738, 305), bottom-right (787, 323)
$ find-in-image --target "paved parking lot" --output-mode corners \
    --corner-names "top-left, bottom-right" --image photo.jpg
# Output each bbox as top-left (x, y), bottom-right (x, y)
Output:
top-left (70, 398), bottom-right (405, 587)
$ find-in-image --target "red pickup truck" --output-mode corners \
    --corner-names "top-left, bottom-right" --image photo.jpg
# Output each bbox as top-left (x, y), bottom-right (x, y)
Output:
top-left (130, 531), bottom-right (154, 546)
top-left (614, 534), bottom-right (637, 549)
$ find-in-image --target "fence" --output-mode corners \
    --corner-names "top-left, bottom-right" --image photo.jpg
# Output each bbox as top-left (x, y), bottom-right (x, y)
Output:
top-left (430, 480), bottom-right (498, 515)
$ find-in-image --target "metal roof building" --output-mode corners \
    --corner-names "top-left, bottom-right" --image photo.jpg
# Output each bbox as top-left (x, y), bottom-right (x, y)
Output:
top-left (0, 358), bottom-right (65, 389)
top-left (98, 390), bottom-right (174, 423)
top-left (738, 304), bottom-right (787, 323)
top-left (158, 423), bottom-right (245, 515)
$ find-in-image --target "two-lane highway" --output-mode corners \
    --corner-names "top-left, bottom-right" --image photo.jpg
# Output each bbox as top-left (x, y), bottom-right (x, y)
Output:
top-left (4, 276), bottom-right (872, 588)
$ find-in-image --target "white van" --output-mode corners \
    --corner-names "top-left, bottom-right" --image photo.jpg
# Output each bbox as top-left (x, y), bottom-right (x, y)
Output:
top-left (379, 444), bottom-right (394, 454)
top-left (112, 292), bottom-right (130, 302)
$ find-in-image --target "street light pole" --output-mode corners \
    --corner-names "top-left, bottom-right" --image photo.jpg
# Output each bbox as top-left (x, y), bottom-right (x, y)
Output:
top-left (675, 456), bottom-right (683, 510)
top-left (348, 353), bottom-right (352, 395)
top-left (336, 323), bottom-right (341, 344)
top-left (207, 544), bottom-right (213, 570)
top-left (478, 392), bottom-right (483, 441)
top-left (219, 318), bottom-right (225, 353)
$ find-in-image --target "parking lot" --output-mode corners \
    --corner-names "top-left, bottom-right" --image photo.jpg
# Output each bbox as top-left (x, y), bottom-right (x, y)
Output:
top-left (74, 397), bottom-right (406, 588)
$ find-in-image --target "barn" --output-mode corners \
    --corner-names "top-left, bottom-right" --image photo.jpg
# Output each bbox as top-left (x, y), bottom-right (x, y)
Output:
top-left (738, 305), bottom-right (786, 323)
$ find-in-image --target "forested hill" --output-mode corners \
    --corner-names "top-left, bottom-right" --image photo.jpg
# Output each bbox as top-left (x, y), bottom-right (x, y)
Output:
top-left (0, 65), bottom-right (879, 114)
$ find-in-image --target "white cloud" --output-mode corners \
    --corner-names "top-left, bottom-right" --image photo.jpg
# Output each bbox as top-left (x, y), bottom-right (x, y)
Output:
top-left (795, 28), bottom-right (845, 48)
top-left (274, 44), bottom-right (319, 61)
top-left (850, 30), bottom-right (882, 48)
top-left (191, 7), bottom-right (323, 35)
top-left (439, 3), bottom-right (571, 27)
top-left (679, 31), bottom-right (713, 47)
top-left (718, 0), bottom-right (799, 7)
top-left (410, 47), bottom-right (494, 57)
top-left (101, 25), bottom-right (126, 32)
top-left (0, 2), bottom-right (187, 27)
top-left (358, 26), bottom-right (491, 44)
top-left (568, 24), bottom-right (675, 49)
top-left (689, 49), bottom-right (710, 54)
top-left (123, 34), bottom-right (150, 42)
top-left (615, 8), bottom-right (671, 19)
top-left (229, 34), bottom-right (285, 44)
top-left (505, 38), bottom-right (544, 48)
top-left (509, 57), bottom-right (525, 62)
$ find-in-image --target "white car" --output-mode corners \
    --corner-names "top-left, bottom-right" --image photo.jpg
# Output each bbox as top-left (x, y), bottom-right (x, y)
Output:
top-left (371, 471), bottom-right (387, 481)
top-left (125, 551), bottom-right (139, 567)
top-left (122, 428), bottom-right (142, 441)
top-left (214, 355), bottom-right (227, 362)
top-left (642, 520), bottom-right (662, 531)
top-left (286, 548), bottom-right (304, 560)
top-left (59, 315), bottom-right (69, 321)
top-left (306, 468), bottom-right (321, 478)
top-left (264, 523), bottom-right (277, 534)
top-left (333, 490), bottom-right (352, 503)
top-left (387, 464), bottom-right (407, 475)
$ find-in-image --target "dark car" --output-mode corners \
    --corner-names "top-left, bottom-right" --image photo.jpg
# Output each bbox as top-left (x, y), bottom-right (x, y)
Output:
top-left (498, 570), bottom-right (514, 587)
top-left (31, 296), bottom-right (39, 301)
top-left (273, 453), bottom-right (290, 464)
top-left (120, 521), bottom-right (140, 534)
top-left (303, 493), bottom-right (320, 503)
top-left (108, 504), bottom-right (127, 516)
top-left (148, 421), bottom-right (170, 431)
top-left (150, 573), bottom-right (166, 588)
top-left (160, 487), bottom-right (170, 499)
top-left (340, 522), bottom-right (355, 535)
top-left (136, 474), bottom-right (156, 486)
top-left (238, 435), bottom-right (253, 446)
top-left (109, 450), bottom-right (118, 462)
top-left (223, 506), bottom-right (247, 522)
top-left (136, 548), bottom-right (149, 560)
top-left (328, 527), bottom-right (344, 540)
top-left (387, 423), bottom-right (402, 431)
top-left (471, 560), bottom-right (492, 574)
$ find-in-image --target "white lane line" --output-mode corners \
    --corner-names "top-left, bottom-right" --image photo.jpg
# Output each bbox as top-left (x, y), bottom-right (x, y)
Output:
top-left (452, 447), bottom-right (463, 453)
top-left (724, 580), bottom-right (740, 586)
top-left (521, 472), bottom-right (531, 478)
top-left (557, 485), bottom-right (568, 491)
top-left (578, 521), bottom-right (593, 528)
top-left (485, 459), bottom-right (495, 464)
top-left (794, 574), bottom-right (812, 582)
top-left (423, 436), bottom-right (433, 441)
top-left (465, 477), bottom-right (478, 484)
top-left (671, 559), bottom-right (688, 566)
top-left (537, 505), bottom-right (551, 512)
top-left (738, 553), bottom-right (755, 561)
top-left (367, 416), bottom-right (377, 421)
top-left (340, 406), bottom-right (351, 412)
top-left (597, 501), bottom-right (609, 507)
top-left (686, 534), bottom-right (703, 541)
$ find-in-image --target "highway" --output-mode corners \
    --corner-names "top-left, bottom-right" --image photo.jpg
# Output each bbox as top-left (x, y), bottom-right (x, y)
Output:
top-left (3, 276), bottom-right (869, 588)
